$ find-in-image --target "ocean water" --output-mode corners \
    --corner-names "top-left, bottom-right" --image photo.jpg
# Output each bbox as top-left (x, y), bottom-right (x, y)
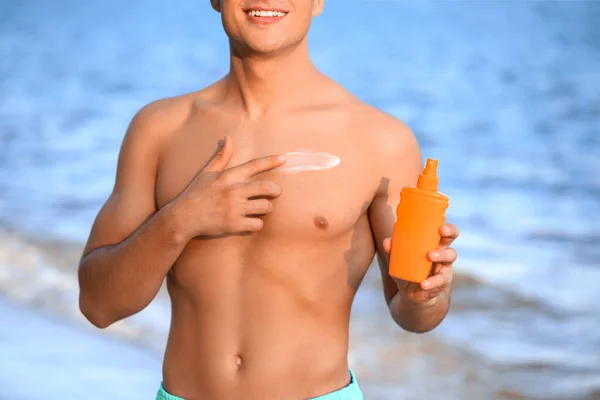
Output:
top-left (1, 0), bottom-right (599, 398)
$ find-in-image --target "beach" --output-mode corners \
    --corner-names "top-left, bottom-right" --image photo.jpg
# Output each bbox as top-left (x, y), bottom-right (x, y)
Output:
top-left (1, 0), bottom-right (600, 398)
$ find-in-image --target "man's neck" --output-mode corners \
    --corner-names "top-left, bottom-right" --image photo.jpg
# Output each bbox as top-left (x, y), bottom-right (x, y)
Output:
top-left (225, 41), bottom-right (318, 119)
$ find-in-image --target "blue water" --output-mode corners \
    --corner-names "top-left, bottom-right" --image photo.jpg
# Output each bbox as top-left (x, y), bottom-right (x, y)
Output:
top-left (0, 299), bottom-right (162, 400)
top-left (1, 0), bottom-right (600, 398)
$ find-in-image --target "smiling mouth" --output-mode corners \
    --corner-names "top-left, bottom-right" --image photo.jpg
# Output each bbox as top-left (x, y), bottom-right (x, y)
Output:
top-left (243, 8), bottom-right (289, 24)
top-left (245, 9), bottom-right (288, 17)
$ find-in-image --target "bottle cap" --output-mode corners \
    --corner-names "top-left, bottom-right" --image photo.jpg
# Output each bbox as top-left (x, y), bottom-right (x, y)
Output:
top-left (417, 158), bottom-right (439, 191)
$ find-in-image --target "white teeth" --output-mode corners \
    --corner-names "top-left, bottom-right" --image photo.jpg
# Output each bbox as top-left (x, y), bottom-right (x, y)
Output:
top-left (247, 10), bottom-right (286, 17)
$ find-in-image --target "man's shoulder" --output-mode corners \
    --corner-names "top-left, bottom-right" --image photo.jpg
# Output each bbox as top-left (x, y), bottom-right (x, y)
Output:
top-left (347, 100), bottom-right (420, 162)
top-left (130, 77), bottom-right (230, 132)
top-left (115, 89), bottom-right (213, 164)
top-left (338, 98), bottom-right (423, 190)
top-left (324, 80), bottom-right (416, 143)
top-left (129, 91), bottom-right (198, 135)
top-left (121, 83), bottom-right (223, 150)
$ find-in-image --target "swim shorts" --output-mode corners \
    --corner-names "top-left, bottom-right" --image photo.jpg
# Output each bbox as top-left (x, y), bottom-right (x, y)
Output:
top-left (156, 369), bottom-right (363, 400)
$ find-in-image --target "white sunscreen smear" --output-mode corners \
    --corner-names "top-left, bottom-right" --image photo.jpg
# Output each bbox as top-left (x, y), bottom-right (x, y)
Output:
top-left (278, 151), bottom-right (340, 174)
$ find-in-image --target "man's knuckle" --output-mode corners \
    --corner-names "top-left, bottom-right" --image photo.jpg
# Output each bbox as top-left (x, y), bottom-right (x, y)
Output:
top-left (228, 218), bottom-right (242, 232)
top-left (272, 182), bottom-right (282, 194)
top-left (217, 171), bottom-right (230, 184)
top-left (223, 209), bottom-right (235, 227)
top-left (451, 224), bottom-right (459, 237)
top-left (253, 158), bottom-right (267, 171)
top-left (449, 248), bottom-right (458, 259)
top-left (223, 185), bottom-right (236, 200)
top-left (260, 180), bottom-right (270, 191)
top-left (262, 200), bottom-right (272, 211)
top-left (223, 199), bottom-right (240, 227)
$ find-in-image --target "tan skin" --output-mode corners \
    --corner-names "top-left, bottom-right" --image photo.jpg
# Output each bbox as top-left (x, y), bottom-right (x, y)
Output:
top-left (77, 0), bottom-right (459, 399)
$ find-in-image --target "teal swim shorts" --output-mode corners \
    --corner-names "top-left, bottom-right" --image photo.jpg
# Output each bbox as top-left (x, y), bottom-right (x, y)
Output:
top-left (156, 370), bottom-right (363, 400)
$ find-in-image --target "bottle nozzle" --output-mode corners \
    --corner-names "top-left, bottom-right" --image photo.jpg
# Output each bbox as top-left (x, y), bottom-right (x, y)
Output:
top-left (417, 158), bottom-right (439, 191)
top-left (423, 159), bottom-right (438, 176)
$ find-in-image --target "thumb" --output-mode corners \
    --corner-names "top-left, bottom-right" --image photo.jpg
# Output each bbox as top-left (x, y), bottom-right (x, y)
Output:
top-left (205, 136), bottom-right (233, 172)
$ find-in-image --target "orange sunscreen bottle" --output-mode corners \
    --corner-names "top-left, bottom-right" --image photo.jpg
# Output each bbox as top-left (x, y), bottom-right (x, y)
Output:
top-left (389, 158), bottom-right (449, 283)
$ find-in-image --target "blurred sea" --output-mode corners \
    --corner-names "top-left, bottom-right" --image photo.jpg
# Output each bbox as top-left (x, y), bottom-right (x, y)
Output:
top-left (1, 0), bottom-right (599, 399)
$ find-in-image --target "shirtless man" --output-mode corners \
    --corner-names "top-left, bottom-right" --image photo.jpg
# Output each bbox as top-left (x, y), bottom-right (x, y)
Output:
top-left (77, 1), bottom-right (460, 399)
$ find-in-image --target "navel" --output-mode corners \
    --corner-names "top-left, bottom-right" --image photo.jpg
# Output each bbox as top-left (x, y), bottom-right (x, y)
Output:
top-left (234, 355), bottom-right (243, 369)
top-left (313, 216), bottom-right (329, 230)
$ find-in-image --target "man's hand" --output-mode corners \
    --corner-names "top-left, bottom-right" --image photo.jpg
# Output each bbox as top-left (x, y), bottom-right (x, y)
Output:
top-left (382, 223), bottom-right (459, 305)
top-left (170, 136), bottom-right (287, 239)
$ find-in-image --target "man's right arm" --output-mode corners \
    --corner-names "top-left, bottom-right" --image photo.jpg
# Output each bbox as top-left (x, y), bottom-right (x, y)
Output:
top-left (78, 99), bottom-right (189, 329)
top-left (78, 99), bottom-right (287, 329)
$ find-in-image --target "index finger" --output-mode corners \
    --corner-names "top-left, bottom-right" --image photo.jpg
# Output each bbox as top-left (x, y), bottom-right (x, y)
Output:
top-left (439, 223), bottom-right (459, 247)
top-left (225, 155), bottom-right (287, 181)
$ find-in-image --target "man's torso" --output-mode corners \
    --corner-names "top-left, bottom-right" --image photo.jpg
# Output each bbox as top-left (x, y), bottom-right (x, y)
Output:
top-left (153, 79), bottom-right (384, 399)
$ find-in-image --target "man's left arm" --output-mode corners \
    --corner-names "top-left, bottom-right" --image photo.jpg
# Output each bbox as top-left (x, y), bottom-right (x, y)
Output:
top-left (368, 120), bottom-right (459, 333)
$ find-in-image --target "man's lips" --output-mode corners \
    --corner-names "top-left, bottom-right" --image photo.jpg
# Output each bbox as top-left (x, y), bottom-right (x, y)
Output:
top-left (244, 8), bottom-right (289, 24)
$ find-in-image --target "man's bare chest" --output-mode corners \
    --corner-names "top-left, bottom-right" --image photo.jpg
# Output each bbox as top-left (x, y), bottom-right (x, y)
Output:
top-left (155, 119), bottom-right (376, 238)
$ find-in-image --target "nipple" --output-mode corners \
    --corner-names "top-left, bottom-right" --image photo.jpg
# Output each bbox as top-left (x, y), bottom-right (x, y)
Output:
top-left (313, 216), bottom-right (329, 230)
top-left (416, 158), bottom-right (439, 191)
top-left (278, 151), bottom-right (340, 174)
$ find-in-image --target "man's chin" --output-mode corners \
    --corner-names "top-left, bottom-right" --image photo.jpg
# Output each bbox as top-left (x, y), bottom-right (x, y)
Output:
top-left (249, 45), bottom-right (283, 56)
top-left (235, 42), bottom-right (287, 58)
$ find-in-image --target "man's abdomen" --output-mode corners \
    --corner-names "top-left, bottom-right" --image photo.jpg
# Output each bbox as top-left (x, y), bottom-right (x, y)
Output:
top-left (160, 238), bottom-right (367, 400)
